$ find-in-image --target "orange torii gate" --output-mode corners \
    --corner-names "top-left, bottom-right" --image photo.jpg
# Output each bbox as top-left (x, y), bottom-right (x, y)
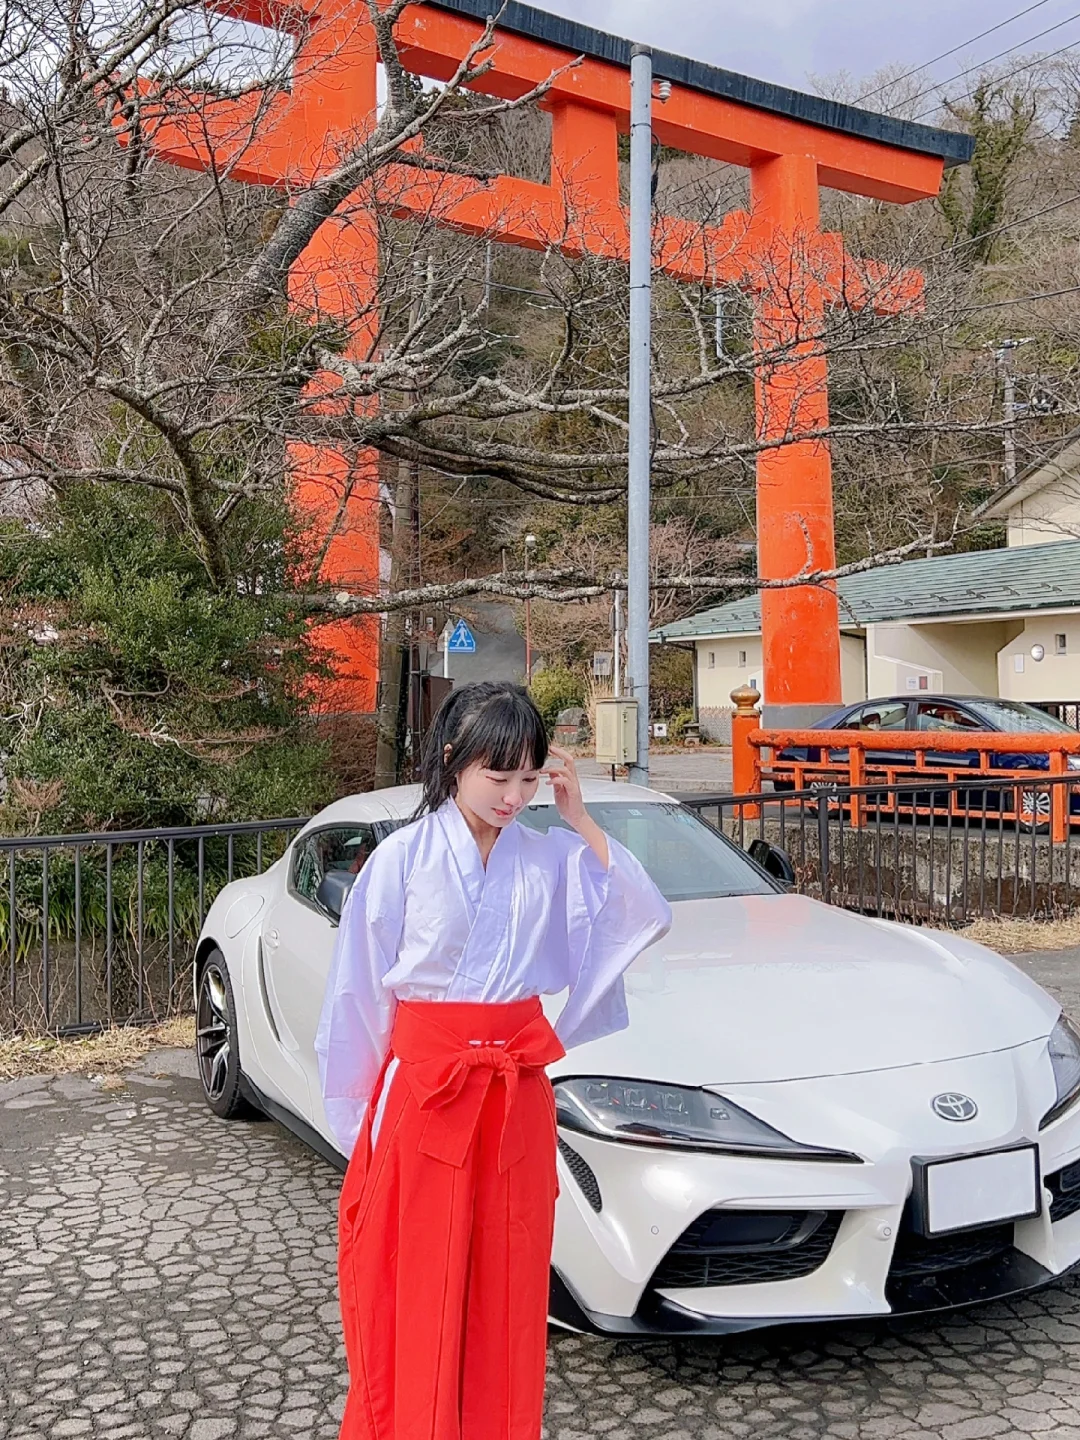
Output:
top-left (137, 0), bottom-right (972, 721)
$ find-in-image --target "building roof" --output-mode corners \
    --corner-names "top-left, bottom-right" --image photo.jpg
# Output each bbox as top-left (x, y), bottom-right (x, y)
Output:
top-left (432, 0), bottom-right (974, 168)
top-left (653, 539), bottom-right (1080, 641)
top-left (977, 427), bottom-right (1080, 521)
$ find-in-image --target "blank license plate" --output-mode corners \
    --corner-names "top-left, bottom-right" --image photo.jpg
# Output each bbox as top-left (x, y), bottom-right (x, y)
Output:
top-left (915, 1146), bottom-right (1040, 1237)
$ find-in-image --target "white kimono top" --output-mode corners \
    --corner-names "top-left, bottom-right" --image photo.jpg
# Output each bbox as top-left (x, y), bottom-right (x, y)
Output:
top-left (315, 798), bottom-right (672, 1157)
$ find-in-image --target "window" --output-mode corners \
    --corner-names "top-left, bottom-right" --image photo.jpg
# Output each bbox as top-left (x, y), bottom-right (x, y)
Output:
top-left (836, 701), bottom-right (908, 732)
top-left (1057, 633), bottom-right (1068, 656)
top-left (519, 802), bottom-right (776, 902)
top-left (290, 824), bottom-right (378, 907)
top-left (738, 649), bottom-right (747, 666)
top-left (707, 651), bottom-right (715, 669)
top-left (967, 699), bottom-right (1076, 734)
top-left (915, 702), bottom-right (982, 734)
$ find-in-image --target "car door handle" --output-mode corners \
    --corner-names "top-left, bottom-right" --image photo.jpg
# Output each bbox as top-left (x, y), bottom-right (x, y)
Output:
top-left (265, 928), bottom-right (280, 947)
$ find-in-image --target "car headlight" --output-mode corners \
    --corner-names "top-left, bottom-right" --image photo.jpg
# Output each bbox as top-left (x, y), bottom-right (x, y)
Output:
top-left (1042, 1015), bottom-right (1080, 1127)
top-left (553, 1077), bottom-right (859, 1161)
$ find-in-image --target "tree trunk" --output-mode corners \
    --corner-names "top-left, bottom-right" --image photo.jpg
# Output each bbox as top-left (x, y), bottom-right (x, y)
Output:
top-left (374, 458), bottom-right (415, 789)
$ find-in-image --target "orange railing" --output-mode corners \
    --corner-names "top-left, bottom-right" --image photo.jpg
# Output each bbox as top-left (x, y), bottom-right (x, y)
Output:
top-left (729, 694), bottom-right (1080, 841)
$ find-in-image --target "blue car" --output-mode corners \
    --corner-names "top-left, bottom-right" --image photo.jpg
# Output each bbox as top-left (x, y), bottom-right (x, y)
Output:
top-left (775, 695), bottom-right (1080, 821)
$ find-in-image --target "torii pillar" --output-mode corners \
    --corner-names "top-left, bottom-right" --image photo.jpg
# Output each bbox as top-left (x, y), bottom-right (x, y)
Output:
top-left (126, 0), bottom-right (971, 723)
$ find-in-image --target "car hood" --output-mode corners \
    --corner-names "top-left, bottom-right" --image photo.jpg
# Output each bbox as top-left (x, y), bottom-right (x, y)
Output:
top-left (547, 893), bottom-right (1059, 1086)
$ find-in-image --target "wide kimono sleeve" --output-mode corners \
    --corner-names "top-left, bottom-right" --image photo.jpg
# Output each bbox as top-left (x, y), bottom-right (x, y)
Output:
top-left (548, 827), bottom-right (672, 1052)
top-left (315, 835), bottom-right (407, 1158)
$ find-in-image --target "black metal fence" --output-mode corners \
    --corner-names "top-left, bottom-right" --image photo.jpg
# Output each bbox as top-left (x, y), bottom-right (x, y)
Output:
top-left (1, 818), bottom-right (305, 1038)
top-left (686, 773), bottom-right (1080, 927)
top-left (9, 774), bottom-right (1080, 1038)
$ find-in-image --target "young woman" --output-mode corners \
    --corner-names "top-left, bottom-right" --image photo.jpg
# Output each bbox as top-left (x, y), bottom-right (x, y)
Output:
top-left (316, 681), bottom-right (671, 1440)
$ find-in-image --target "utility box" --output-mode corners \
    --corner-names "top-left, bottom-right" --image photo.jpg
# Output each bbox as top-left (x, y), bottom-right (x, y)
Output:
top-left (594, 699), bottom-right (638, 766)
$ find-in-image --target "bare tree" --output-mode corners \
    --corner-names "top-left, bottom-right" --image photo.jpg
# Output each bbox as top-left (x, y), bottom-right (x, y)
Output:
top-left (4, 0), bottom-right (1078, 658)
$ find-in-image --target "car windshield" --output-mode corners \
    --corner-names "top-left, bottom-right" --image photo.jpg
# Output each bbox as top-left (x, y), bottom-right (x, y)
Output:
top-left (965, 700), bottom-right (1077, 734)
top-left (518, 802), bottom-right (777, 903)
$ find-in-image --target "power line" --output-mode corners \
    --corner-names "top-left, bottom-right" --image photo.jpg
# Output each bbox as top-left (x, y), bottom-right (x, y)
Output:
top-left (854, 0), bottom-right (1056, 106)
top-left (912, 32), bottom-right (1080, 119)
top-left (964, 280), bottom-right (1080, 311)
top-left (902, 6), bottom-right (1080, 113)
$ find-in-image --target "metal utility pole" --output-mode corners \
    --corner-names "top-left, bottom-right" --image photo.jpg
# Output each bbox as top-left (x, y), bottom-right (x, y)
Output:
top-left (612, 575), bottom-right (623, 697)
top-left (627, 44), bottom-right (653, 786)
top-left (993, 338), bottom-right (1032, 487)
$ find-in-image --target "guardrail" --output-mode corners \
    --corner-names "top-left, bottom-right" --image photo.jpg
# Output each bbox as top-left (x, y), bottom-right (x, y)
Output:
top-left (685, 774), bottom-right (1080, 926)
top-left (729, 700), bottom-right (1080, 841)
top-left (0, 818), bottom-right (306, 1038)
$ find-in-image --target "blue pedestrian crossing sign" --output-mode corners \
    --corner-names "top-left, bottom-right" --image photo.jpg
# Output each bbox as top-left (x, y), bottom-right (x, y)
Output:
top-left (446, 619), bottom-right (476, 654)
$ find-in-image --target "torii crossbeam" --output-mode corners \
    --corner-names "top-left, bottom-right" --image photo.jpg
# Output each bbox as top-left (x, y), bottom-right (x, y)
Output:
top-left (134, 0), bottom-right (972, 722)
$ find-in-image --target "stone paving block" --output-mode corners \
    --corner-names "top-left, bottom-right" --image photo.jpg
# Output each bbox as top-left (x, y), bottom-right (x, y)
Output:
top-left (7, 1039), bottom-right (1080, 1438)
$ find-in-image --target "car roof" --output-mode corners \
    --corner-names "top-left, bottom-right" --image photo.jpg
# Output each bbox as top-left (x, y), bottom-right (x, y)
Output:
top-left (297, 778), bottom-right (677, 836)
top-left (851, 695), bottom-right (1034, 706)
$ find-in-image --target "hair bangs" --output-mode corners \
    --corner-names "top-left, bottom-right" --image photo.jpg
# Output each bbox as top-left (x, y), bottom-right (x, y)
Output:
top-left (470, 692), bottom-right (548, 774)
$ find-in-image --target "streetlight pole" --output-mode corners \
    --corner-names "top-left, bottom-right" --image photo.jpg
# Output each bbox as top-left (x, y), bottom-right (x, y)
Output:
top-left (627, 45), bottom-right (653, 786)
top-left (524, 533), bottom-right (536, 684)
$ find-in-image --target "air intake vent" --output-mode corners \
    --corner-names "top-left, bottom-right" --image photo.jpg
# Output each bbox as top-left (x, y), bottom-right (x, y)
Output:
top-left (557, 1138), bottom-right (602, 1212)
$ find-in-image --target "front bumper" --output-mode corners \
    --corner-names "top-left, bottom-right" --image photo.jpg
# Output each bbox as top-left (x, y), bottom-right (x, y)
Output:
top-left (551, 1044), bottom-right (1080, 1336)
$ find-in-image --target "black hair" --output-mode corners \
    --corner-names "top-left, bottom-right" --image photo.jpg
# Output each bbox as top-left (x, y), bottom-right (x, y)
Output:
top-left (415, 681), bottom-right (549, 818)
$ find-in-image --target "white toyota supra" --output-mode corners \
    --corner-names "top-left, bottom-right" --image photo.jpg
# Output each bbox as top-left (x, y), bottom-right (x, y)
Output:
top-left (192, 780), bottom-right (1080, 1335)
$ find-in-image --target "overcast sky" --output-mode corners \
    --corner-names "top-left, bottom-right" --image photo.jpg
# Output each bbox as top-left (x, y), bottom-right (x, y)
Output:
top-left (532, 0), bottom-right (1080, 103)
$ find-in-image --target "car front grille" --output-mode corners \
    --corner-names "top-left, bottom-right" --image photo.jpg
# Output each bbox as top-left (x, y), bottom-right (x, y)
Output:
top-left (557, 1139), bottom-right (602, 1213)
top-left (1047, 1158), bottom-right (1080, 1222)
top-left (887, 1222), bottom-right (1014, 1281)
top-left (649, 1209), bottom-right (843, 1289)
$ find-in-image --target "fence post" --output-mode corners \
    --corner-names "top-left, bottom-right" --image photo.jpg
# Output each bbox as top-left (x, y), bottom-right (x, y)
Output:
top-left (849, 744), bottom-right (865, 829)
top-left (1051, 748), bottom-right (1068, 844)
top-left (817, 794), bottom-right (831, 904)
top-left (730, 684), bottom-right (761, 819)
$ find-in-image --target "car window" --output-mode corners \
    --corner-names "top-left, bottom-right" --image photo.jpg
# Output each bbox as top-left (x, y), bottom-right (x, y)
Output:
top-left (518, 802), bottom-right (777, 903)
top-left (966, 699), bottom-right (1078, 734)
top-left (915, 702), bottom-right (982, 734)
top-left (290, 825), bottom-right (378, 905)
top-left (836, 701), bottom-right (908, 732)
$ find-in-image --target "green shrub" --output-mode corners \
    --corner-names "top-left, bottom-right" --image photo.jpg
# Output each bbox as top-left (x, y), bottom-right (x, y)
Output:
top-left (529, 667), bottom-right (586, 734)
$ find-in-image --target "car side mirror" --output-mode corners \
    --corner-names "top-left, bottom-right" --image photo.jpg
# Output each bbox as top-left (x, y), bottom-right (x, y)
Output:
top-left (748, 838), bottom-right (796, 888)
top-left (316, 869), bottom-right (358, 924)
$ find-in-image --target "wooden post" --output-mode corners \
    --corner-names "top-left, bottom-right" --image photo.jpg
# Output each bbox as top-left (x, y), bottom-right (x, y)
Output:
top-left (1051, 749), bottom-right (1068, 844)
top-left (731, 684), bottom-right (762, 819)
top-left (848, 743), bottom-right (865, 829)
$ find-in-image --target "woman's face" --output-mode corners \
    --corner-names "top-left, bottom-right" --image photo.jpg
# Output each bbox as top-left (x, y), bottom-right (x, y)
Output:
top-left (453, 751), bottom-right (542, 829)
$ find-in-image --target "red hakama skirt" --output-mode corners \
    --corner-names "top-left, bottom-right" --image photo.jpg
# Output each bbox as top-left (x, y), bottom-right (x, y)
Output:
top-left (336, 997), bottom-right (567, 1440)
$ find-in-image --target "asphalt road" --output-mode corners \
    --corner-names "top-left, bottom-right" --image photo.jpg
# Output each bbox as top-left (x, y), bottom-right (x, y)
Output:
top-left (4, 949), bottom-right (1080, 1440)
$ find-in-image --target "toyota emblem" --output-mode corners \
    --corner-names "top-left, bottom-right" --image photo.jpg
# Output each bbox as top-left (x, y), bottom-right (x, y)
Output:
top-left (932, 1092), bottom-right (979, 1122)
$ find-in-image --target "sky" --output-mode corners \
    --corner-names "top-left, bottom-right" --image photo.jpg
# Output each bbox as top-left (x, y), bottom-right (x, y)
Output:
top-left (531, 0), bottom-right (1080, 105)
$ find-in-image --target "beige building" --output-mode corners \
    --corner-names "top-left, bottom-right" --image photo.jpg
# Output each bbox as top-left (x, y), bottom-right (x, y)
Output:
top-left (655, 442), bottom-right (1080, 738)
top-left (980, 429), bottom-right (1080, 548)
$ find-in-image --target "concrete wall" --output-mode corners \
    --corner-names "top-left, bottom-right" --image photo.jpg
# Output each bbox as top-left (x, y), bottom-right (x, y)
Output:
top-left (998, 615), bottom-right (1080, 701)
top-left (1007, 484), bottom-right (1080, 547)
top-left (866, 621), bottom-right (1015, 697)
top-left (694, 632), bottom-right (866, 739)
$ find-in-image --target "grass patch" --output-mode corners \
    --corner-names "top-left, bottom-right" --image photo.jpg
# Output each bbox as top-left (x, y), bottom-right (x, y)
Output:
top-left (958, 914), bottom-right (1080, 955)
top-left (0, 1015), bottom-right (195, 1081)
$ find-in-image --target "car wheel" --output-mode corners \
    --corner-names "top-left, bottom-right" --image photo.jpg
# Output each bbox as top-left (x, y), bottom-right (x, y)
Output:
top-left (196, 950), bottom-right (255, 1119)
top-left (1018, 789), bottom-right (1052, 836)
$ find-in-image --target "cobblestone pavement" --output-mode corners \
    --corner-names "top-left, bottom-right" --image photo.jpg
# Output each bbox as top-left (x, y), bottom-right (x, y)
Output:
top-left (5, 951), bottom-right (1080, 1439)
